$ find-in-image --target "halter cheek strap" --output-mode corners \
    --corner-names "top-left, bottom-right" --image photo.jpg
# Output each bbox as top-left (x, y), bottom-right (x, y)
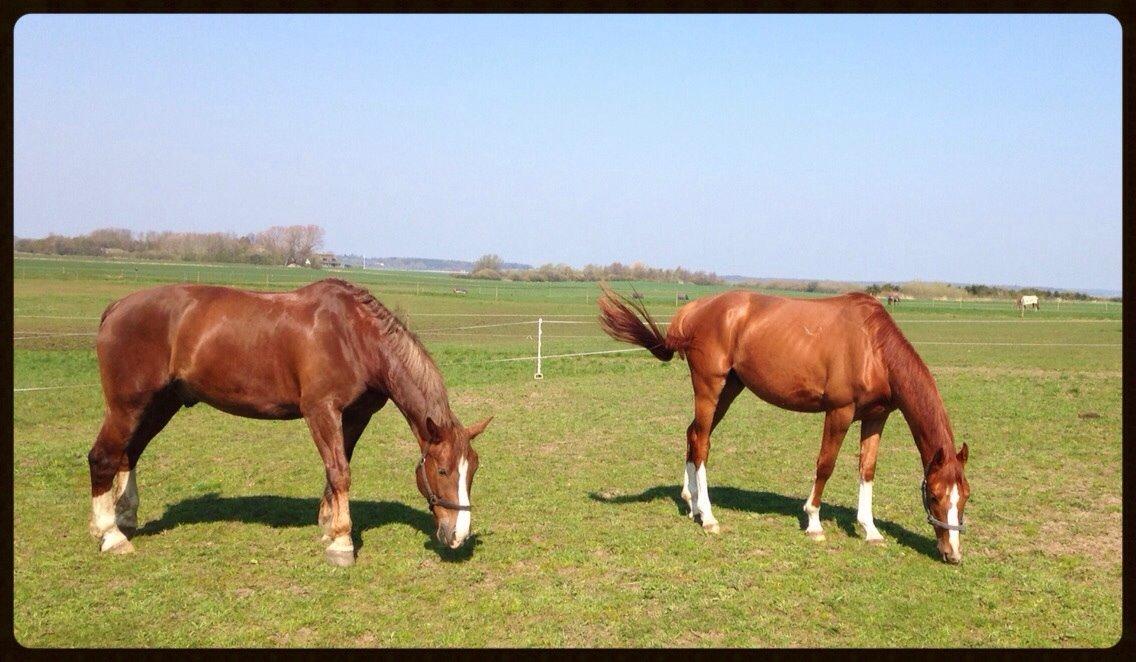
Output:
top-left (921, 478), bottom-right (966, 532)
top-left (417, 456), bottom-right (471, 512)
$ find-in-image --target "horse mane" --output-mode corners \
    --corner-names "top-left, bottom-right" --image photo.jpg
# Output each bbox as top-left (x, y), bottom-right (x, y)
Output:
top-left (858, 294), bottom-right (956, 458)
top-left (318, 278), bottom-right (457, 429)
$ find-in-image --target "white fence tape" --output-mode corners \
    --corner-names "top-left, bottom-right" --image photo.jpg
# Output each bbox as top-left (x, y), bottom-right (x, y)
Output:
top-left (15, 383), bottom-right (99, 393)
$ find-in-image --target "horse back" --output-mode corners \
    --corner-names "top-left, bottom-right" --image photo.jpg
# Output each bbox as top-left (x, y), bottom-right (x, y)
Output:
top-left (676, 290), bottom-right (891, 413)
top-left (97, 281), bottom-right (373, 418)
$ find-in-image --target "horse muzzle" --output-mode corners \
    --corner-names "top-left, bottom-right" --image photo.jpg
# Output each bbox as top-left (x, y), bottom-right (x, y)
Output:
top-left (436, 523), bottom-right (469, 549)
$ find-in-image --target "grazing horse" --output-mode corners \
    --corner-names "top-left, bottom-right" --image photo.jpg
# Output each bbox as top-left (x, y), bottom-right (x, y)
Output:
top-left (886, 292), bottom-right (902, 306)
top-left (677, 293), bottom-right (690, 302)
top-left (597, 285), bottom-right (970, 564)
top-left (89, 278), bottom-right (491, 566)
top-left (453, 287), bottom-right (469, 295)
top-left (1017, 295), bottom-right (1039, 310)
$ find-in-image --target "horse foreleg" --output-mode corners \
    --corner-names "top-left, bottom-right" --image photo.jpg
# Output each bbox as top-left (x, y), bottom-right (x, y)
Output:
top-left (318, 410), bottom-right (374, 542)
top-left (856, 414), bottom-right (888, 544)
top-left (306, 404), bottom-right (354, 566)
top-left (804, 405), bottom-right (854, 541)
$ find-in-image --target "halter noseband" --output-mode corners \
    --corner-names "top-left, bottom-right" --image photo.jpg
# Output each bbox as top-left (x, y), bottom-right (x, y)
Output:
top-left (416, 455), bottom-right (471, 512)
top-left (921, 476), bottom-right (966, 533)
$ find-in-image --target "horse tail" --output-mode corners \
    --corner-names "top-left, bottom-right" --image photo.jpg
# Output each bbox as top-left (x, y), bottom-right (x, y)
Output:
top-left (596, 283), bottom-right (675, 362)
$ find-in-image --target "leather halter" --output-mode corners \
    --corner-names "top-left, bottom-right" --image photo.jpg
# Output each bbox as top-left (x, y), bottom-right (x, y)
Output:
top-left (921, 476), bottom-right (966, 532)
top-left (416, 455), bottom-right (471, 512)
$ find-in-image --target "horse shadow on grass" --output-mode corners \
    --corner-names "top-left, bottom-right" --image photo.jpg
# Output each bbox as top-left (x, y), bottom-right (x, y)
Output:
top-left (589, 484), bottom-right (939, 561)
top-left (135, 492), bottom-right (478, 562)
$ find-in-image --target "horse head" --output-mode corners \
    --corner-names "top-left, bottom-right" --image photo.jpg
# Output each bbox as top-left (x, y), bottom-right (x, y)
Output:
top-left (415, 415), bottom-right (492, 548)
top-left (922, 443), bottom-right (970, 563)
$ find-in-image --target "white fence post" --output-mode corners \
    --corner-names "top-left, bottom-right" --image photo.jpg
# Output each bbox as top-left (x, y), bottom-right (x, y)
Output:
top-left (534, 318), bottom-right (544, 379)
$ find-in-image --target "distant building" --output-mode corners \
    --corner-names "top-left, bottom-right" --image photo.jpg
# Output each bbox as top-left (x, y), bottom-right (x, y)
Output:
top-left (315, 252), bottom-right (341, 268)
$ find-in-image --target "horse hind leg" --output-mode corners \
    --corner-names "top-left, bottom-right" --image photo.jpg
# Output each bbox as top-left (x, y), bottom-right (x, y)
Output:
top-left (88, 389), bottom-right (181, 553)
top-left (684, 371), bottom-right (743, 534)
top-left (117, 389), bottom-right (181, 538)
top-left (89, 411), bottom-right (138, 553)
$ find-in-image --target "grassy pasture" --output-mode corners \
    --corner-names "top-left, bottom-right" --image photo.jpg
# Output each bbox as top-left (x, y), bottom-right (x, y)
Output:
top-left (11, 256), bottom-right (1122, 647)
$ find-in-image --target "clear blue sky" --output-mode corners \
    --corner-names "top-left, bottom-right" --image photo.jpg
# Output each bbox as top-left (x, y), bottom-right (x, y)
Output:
top-left (14, 14), bottom-right (1121, 291)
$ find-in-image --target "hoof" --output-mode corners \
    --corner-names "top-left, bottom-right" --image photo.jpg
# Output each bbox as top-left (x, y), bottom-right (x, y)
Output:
top-left (119, 526), bottom-right (137, 540)
top-left (325, 548), bottom-right (355, 567)
top-left (865, 536), bottom-right (885, 545)
top-left (104, 538), bottom-right (135, 554)
top-left (806, 530), bottom-right (826, 542)
top-left (702, 521), bottom-right (720, 534)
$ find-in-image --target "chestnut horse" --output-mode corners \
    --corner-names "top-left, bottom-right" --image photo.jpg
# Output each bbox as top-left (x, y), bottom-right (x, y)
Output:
top-left (89, 278), bottom-right (491, 566)
top-left (597, 285), bottom-right (970, 563)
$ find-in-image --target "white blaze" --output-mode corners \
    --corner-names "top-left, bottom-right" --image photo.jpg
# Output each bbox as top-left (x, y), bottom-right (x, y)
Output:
top-left (947, 484), bottom-right (961, 556)
top-left (454, 456), bottom-right (471, 544)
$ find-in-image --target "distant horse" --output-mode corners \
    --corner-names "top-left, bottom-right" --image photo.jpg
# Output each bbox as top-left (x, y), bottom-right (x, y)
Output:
top-left (677, 293), bottom-right (690, 301)
top-left (598, 285), bottom-right (970, 563)
top-left (1017, 295), bottom-right (1039, 310)
top-left (453, 287), bottom-right (469, 295)
top-left (631, 291), bottom-right (645, 300)
top-left (886, 292), bottom-right (902, 306)
top-left (90, 278), bottom-right (491, 566)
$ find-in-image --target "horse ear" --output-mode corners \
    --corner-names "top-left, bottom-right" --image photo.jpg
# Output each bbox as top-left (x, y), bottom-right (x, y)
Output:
top-left (466, 416), bottom-right (493, 440)
top-left (425, 417), bottom-right (443, 444)
top-left (957, 443), bottom-right (969, 465)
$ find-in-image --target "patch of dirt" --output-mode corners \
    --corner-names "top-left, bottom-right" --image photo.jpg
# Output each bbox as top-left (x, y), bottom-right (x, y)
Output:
top-left (271, 626), bottom-right (314, 646)
top-left (1037, 516), bottom-right (1122, 570)
top-left (355, 632), bottom-right (376, 647)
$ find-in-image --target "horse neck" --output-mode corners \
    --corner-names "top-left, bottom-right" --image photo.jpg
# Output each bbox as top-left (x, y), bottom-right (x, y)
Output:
top-left (370, 331), bottom-right (456, 443)
top-left (881, 334), bottom-right (957, 470)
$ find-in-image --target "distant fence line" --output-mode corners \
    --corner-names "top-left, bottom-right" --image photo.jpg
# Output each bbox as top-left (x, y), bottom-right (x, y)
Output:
top-left (13, 311), bottom-right (1122, 394)
top-left (13, 259), bottom-right (1120, 307)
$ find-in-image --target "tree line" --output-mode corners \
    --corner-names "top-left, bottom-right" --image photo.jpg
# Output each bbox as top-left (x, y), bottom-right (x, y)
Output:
top-left (15, 225), bottom-right (326, 266)
top-left (862, 281), bottom-right (1100, 301)
top-left (462, 254), bottom-right (724, 285)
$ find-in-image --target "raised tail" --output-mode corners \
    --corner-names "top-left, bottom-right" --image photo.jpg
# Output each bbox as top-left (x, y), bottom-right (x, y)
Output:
top-left (596, 283), bottom-right (675, 362)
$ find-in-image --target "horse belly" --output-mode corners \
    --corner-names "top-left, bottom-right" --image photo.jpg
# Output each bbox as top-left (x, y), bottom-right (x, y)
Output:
top-left (173, 334), bottom-right (304, 420)
top-left (732, 359), bottom-right (830, 413)
top-left (180, 383), bottom-right (302, 420)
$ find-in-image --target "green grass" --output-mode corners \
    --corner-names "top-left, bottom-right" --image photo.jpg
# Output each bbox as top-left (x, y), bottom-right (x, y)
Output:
top-left (12, 256), bottom-right (1122, 647)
